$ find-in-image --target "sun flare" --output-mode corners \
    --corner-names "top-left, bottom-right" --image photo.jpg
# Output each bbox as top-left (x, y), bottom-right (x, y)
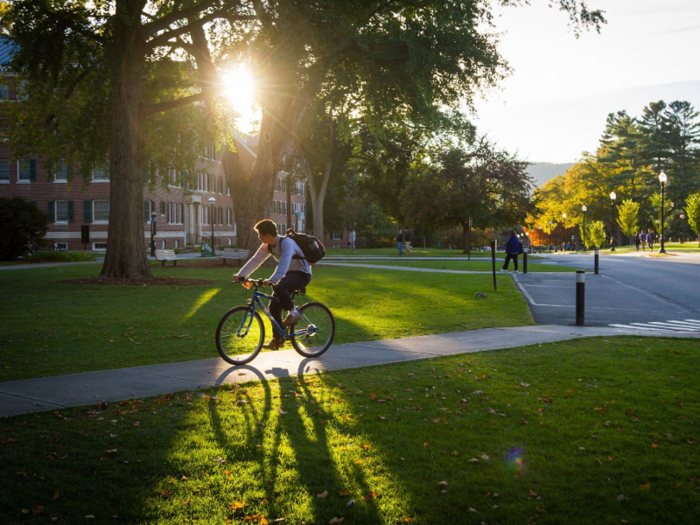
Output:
top-left (221, 64), bottom-right (260, 134)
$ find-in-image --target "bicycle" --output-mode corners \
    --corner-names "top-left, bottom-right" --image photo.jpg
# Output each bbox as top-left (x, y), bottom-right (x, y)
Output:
top-left (215, 277), bottom-right (335, 365)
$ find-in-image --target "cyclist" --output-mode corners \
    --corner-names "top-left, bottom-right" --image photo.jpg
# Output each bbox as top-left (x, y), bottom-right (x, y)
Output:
top-left (233, 219), bottom-right (311, 349)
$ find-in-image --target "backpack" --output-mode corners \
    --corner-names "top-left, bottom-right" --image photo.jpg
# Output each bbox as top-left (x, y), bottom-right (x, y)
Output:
top-left (285, 229), bottom-right (326, 264)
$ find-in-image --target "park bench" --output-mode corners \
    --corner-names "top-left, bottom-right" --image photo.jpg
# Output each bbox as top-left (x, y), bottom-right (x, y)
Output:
top-left (155, 249), bottom-right (179, 267)
top-left (221, 248), bottom-right (249, 266)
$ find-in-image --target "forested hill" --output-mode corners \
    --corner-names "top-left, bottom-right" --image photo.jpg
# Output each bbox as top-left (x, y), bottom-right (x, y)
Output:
top-left (526, 162), bottom-right (573, 188)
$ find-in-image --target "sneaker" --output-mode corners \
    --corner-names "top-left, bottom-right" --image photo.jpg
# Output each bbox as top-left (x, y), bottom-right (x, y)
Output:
top-left (263, 338), bottom-right (285, 350)
top-left (511, 270), bottom-right (518, 273)
top-left (281, 311), bottom-right (302, 327)
top-left (500, 268), bottom-right (508, 272)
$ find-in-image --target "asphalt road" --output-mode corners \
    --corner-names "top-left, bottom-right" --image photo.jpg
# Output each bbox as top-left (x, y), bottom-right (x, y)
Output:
top-left (513, 250), bottom-right (700, 330)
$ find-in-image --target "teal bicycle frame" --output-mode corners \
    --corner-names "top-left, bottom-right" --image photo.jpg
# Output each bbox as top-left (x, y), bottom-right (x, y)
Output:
top-left (238, 285), bottom-right (318, 340)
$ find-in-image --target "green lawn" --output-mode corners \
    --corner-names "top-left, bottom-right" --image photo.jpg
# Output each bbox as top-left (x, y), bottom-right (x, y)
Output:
top-left (349, 260), bottom-right (575, 272)
top-left (2, 336), bottom-right (699, 524)
top-left (0, 263), bottom-right (531, 382)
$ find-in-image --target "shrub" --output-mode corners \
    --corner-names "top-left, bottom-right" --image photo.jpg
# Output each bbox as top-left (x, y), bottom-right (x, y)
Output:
top-left (587, 220), bottom-right (607, 248)
top-left (25, 251), bottom-right (97, 263)
top-left (0, 197), bottom-right (50, 260)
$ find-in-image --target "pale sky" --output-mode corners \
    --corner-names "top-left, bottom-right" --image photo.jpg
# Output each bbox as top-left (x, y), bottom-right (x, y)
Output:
top-left (472, 0), bottom-right (700, 163)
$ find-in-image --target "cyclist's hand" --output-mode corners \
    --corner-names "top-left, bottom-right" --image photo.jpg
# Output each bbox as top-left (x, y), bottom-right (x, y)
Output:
top-left (262, 279), bottom-right (274, 287)
top-left (242, 281), bottom-right (252, 289)
top-left (232, 274), bottom-right (241, 283)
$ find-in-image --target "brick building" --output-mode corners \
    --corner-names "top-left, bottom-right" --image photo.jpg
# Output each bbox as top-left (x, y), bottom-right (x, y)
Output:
top-left (1, 37), bottom-right (306, 252)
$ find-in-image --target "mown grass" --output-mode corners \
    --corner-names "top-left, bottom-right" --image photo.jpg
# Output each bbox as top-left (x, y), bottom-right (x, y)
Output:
top-left (324, 247), bottom-right (542, 260)
top-left (1, 336), bottom-right (699, 524)
top-left (0, 263), bottom-right (531, 382)
top-left (346, 260), bottom-right (574, 272)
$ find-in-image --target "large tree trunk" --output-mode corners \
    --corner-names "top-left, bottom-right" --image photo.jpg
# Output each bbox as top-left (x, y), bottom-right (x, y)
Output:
top-left (100, 1), bottom-right (151, 279)
top-left (302, 115), bottom-right (335, 241)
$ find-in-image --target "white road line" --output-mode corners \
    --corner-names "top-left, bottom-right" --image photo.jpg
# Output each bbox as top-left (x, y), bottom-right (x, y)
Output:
top-left (645, 322), bottom-right (699, 331)
top-left (683, 319), bottom-right (700, 325)
top-left (628, 323), bottom-right (689, 331)
top-left (609, 324), bottom-right (669, 331)
top-left (667, 320), bottom-right (700, 328)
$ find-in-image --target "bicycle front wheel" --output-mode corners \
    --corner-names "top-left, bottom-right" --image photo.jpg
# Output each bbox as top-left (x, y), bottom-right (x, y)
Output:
top-left (290, 302), bottom-right (335, 358)
top-left (216, 306), bottom-right (265, 365)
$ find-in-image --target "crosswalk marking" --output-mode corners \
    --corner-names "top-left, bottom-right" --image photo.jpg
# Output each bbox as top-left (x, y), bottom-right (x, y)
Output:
top-left (610, 319), bottom-right (700, 332)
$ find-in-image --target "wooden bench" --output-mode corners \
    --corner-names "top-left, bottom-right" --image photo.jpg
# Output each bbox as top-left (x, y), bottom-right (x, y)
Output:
top-left (221, 248), bottom-right (249, 266)
top-left (155, 249), bottom-right (179, 267)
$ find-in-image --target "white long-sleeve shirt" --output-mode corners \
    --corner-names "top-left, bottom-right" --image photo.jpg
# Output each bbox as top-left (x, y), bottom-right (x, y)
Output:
top-left (238, 235), bottom-right (311, 284)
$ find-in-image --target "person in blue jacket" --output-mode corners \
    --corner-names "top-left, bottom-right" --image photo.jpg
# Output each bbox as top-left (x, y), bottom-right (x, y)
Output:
top-left (501, 230), bottom-right (521, 273)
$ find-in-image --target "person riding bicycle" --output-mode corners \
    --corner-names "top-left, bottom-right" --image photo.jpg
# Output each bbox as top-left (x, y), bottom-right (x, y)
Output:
top-left (233, 219), bottom-right (311, 349)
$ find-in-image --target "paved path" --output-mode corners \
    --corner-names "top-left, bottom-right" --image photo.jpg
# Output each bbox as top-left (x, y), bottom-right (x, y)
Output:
top-left (2, 324), bottom-right (699, 418)
top-left (320, 262), bottom-right (495, 274)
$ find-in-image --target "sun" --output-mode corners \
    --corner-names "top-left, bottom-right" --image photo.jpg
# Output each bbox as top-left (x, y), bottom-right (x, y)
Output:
top-left (221, 64), bottom-right (260, 134)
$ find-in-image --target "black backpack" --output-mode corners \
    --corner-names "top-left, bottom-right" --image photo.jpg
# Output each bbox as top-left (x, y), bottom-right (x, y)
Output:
top-left (285, 229), bottom-right (326, 264)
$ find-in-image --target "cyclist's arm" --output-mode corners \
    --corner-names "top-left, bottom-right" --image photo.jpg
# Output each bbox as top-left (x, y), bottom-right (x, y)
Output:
top-left (236, 244), bottom-right (270, 279)
top-left (268, 238), bottom-right (297, 284)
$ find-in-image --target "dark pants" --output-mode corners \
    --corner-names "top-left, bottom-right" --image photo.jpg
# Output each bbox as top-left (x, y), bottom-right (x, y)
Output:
top-left (503, 253), bottom-right (518, 271)
top-left (270, 271), bottom-right (311, 340)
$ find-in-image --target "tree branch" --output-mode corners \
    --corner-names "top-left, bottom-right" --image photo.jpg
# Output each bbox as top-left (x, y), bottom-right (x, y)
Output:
top-left (142, 0), bottom-right (217, 37)
top-left (141, 91), bottom-right (208, 119)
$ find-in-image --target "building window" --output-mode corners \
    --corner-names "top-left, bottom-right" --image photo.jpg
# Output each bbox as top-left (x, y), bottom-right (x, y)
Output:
top-left (175, 240), bottom-right (179, 249)
top-left (227, 208), bottom-right (232, 226)
top-left (17, 159), bottom-right (34, 182)
top-left (54, 242), bottom-right (69, 251)
top-left (53, 159), bottom-right (69, 183)
top-left (93, 242), bottom-right (108, 251)
top-left (0, 160), bottom-right (9, 183)
top-left (0, 84), bottom-right (8, 100)
top-left (55, 200), bottom-right (69, 223)
top-left (160, 201), bottom-right (165, 215)
top-left (218, 207), bottom-right (224, 225)
top-left (92, 164), bottom-right (110, 182)
top-left (93, 200), bottom-right (110, 222)
top-left (332, 232), bottom-right (342, 240)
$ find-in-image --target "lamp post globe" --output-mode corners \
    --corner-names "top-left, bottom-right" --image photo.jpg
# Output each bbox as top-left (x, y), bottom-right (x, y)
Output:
top-left (208, 197), bottom-right (216, 256)
top-left (609, 192), bottom-right (617, 251)
top-left (658, 172), bottom-right (667, 254)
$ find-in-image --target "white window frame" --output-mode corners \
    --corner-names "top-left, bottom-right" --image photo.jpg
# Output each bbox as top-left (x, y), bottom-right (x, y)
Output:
top-left (92, 164), bottom-right (110, 182)
top-left (54, 242), bottom-right (69, 251)
top-left (93, 242), bottom-right (108, 252)
top-left (0, 84), bottom-right (9, 100)
top-left (17, 159), bottom-right (32, 183)
top-left (332, 232), bottom-right (342, 240)
top-left (55, 200), bottom-right (69, 224)
top-left (53, 159), bottom-right (69, 183)
top-left (0, 159), bottom-right (9, 183)
top-left (93, 200), bottom-right (110, 223)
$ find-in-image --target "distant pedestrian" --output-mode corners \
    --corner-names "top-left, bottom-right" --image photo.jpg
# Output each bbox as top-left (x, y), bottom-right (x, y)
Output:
top-left (349, 230), bottom-right (356, 251)
top-left (640, 230), bottom-right (647, 251)
top-left (396, 228), bottom-right (404, 256)
top-left (634, 232), bottom-right (640, 251)
top-left (647, 229), bottom-right (654, 251)
top-left (404, 226), bottom-right (413, 256)
top-left (501, 230), bottom-right (520, 273)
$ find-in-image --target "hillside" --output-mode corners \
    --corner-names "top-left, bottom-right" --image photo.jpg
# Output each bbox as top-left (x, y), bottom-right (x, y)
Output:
top-left (526, 162), bottom-right (573, 188)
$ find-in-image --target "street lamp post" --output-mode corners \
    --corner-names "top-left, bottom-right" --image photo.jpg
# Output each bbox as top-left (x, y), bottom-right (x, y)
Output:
top-left (548, 220), bottom-right (552, 251)
top-left (610, 191), bottom-right (617, 251)
top-left (208, 197), bottom-right (216, 256)
top-left (680, 214), bottom-right (686, 243)
top-left (659, 172), bottom-right (667, 254)
top-left (562, 213), bottom-right (567, 250)
top-left (150, 212), bottom-right (157, 257)
top-left (581, 205), bottom-right (587, 250)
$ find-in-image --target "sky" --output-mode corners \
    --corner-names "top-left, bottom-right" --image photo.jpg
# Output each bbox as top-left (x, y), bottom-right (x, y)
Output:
top-left (471, 0), bottom-right (700, 164)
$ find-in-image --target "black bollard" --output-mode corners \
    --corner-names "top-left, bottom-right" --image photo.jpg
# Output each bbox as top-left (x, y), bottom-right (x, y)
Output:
top-left (491, 240), bottom-right (497, 291)
top-left (594, 248), bottom-right (599, 275)
top-left (576, 270), bottom-right (585, 326)
top-left (523, 250), bottom-right (528, 274)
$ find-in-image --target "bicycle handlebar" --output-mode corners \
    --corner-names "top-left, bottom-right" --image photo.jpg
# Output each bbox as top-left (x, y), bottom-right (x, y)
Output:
top-left (236, 277), bottom-right (266, 288)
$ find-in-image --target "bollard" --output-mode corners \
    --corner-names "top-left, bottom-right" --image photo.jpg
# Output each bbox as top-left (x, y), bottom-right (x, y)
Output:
top-left (490, 240), bottom-right (497, 291)
top-left (594, 248), bottom-right (599, 275)
top-left (576, 270), bottom-right (585, 326)
top-left (523, 250), bottom-right (528, 274)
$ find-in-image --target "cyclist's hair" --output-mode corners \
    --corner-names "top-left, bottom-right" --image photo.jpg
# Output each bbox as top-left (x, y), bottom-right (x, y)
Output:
top-left (255, 219), bottom-right (278, 237)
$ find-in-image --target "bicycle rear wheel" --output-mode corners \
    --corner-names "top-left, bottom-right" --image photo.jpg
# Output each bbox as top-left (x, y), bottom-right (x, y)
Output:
top-left (290, 302), bottom-right (335, 358)
top-left (216, 306), bottom-right (265, 365)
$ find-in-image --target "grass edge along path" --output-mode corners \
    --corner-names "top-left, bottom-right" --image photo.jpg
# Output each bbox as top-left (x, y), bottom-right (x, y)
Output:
top-left (1, 336), bottom-right (698, 524)
top-left (0, 264), bottom-right (532, 382)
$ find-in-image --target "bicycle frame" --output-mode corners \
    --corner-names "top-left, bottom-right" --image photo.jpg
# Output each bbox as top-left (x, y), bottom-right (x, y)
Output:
top-left (237, 287), bottom-right (318, 340)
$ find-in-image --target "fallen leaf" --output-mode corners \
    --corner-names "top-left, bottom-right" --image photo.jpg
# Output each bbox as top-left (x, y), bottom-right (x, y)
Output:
top-left (182, 498), bottom-right (190, 504)
top-left (346, 500), bottom-right (356, 507)
top-left (437, 481), bottom-right (449, 487)
top-left (362, 492), bottom-right (378, 500)
top-left (317, 490), bottom-right (329, 499)
top-left (338, 489), bottom-right (352, 496)
top-left (229, 502), bottom-right (244, 510)
top-left (360, 444), bottom-right (371, 449)
top-left (640, 483), bottom-right (651, 490)
top-left (329, 518), bottom-right (345, 524)
top-left (468, 507), bottom-right (477, 513)
top-left (468, 458), bottom-right (479, 464)
top-left (277, 409), bottom-right (287, 415)
top-left (52, 490), bottom-right (60, 500)
top-left (480, 454), bottom-right (490, 461)
top-left (528, 489), bottom-right (540, 499)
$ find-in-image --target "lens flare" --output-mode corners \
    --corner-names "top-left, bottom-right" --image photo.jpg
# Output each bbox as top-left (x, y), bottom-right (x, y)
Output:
top-left (505, 447), bottom-right (525, 475)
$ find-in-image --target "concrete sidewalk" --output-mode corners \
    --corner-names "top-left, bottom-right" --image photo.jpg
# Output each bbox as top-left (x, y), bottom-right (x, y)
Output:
top-left (2, 324), bottom-right (699, 418)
